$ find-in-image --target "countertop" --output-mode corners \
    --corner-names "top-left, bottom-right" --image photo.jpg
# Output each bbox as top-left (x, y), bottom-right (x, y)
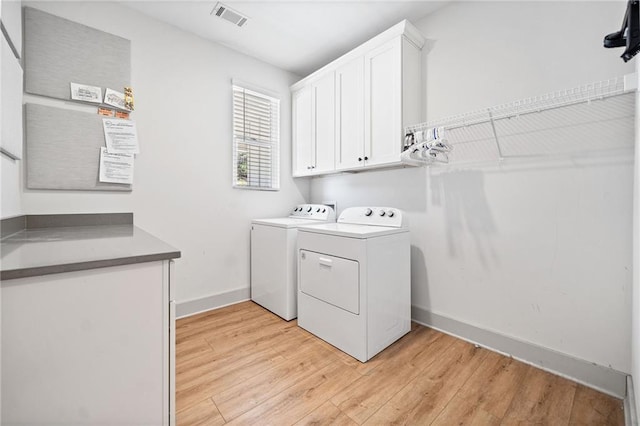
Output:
top-left (1, 214), bottom-right (181, 280)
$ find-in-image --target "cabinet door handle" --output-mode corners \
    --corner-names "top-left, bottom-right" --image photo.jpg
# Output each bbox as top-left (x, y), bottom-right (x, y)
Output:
top-left (358, 157), bottom-right (362, 162)
top-left (364, 156), bottom-right (369, 161)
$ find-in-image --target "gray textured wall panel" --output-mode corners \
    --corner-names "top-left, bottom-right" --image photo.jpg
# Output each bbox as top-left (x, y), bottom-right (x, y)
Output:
top-left (24, 7), bottom-right (130, 101)
top-left (26, 103), bottom-right (131, 191)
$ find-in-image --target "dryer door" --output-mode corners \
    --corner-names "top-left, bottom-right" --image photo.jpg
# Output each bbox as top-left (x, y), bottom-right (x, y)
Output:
top-left (299, 250), bottom-right (359, 315)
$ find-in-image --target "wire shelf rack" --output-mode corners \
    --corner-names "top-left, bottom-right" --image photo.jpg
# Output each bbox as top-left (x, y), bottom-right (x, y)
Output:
top-left (403, 74), bottom-right (636, 165)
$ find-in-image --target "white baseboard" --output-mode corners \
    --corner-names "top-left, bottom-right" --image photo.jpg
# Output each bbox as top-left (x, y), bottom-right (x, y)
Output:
top-left (412, 306), bottom-right (627, 398)
top-left (176, 287), bottom-right (250, 319)
top-left (626, 376), bottom-right (638, 426)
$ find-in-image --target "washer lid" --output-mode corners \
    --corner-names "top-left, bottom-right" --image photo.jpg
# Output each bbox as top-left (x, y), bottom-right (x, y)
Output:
top-left (297, 222), bottom-right (408, 238)
top-left (251, 217), bottom-right (330, 229)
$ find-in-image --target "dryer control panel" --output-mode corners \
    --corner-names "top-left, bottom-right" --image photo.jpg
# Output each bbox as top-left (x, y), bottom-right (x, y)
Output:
top-left (290, 204), bottom-right (336, 221)
top-left (337, 207), bottom-right (406, 228)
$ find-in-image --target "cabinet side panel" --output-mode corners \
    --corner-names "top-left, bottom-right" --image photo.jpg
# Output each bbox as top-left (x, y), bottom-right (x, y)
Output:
top-left (402, 37), bottom-right (422, 128)
top-left (163, 260), bottom-right (174, 426)
top-left (1, 33), bottom-right (23, 159)
top-left (1, 0), bottom-right (22, 56)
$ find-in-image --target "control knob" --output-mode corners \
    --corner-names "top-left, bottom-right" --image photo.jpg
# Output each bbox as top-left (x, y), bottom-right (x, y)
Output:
top-left (379, 210), bottom-right (386, 216)
top-left (365, 208), bottom-right (373, 216)
top-left (387, 210), bottom-right (395, 217)
top-left (307, 206), bottom-right (313, 212)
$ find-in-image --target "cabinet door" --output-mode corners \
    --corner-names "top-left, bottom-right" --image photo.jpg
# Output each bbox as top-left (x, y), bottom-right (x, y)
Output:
top-left (364, 37), bottom-right (402, 167)
top-left (336, 56), bottom-right (364, 171)
top-left (1, 0), bottom-right (22, 57)
top-left (2, 263), bottom-right (167, 424)
top-left (292, 86), bottom-right (314, 176)
top-left (311, 72), bottom-right (335, 174)
top-left (1, 33), bottom-right (23, 159)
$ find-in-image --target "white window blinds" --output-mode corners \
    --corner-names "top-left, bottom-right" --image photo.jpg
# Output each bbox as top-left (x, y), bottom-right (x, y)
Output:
top-left (232, 84), bottom-right (280, 190)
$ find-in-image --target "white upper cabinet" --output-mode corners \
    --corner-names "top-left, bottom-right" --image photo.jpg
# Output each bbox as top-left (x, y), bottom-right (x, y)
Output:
top-left (336, 56), bottom-right (364, 171)
top-left (312, 72), bottom-right (336, 174)
top-left (291, 20), bottom-right (425, 177)
top-left (364, 37), bottom-right (402, 167)
top-left (292, 72), bottom-right (336, 177)
top-left (292, 86), bottom-right (314, 176)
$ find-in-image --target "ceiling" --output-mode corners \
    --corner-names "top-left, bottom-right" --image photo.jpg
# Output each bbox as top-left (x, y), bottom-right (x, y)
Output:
top-left (122, 1), bottom-right (447, 77)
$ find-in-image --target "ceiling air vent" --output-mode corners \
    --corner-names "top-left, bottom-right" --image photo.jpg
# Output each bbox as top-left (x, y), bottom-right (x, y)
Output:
top-left (211, 2), bottom-right (249, 27)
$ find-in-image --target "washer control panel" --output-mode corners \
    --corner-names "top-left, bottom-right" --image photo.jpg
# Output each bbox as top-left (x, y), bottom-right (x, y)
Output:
top-left (290, 204), bottom-right (336, 221)
top-left (338, 207), bottom-right (406, 228)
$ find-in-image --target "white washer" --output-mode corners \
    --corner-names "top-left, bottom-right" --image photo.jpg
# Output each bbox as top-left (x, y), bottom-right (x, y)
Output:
top-left (297, 206), bottom-right (411, 362)
top-left (251, 204), bottom-right (335, 320)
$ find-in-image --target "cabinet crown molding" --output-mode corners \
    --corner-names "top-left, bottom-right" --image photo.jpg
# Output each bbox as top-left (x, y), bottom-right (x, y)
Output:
top-left (290, 19), bottom-right (425, 91)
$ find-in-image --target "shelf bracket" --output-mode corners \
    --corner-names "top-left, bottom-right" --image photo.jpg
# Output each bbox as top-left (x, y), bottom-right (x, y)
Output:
top-left (0, 147), bottom-right (21, 161)
top-left (487, 109), bottom-right (504, 161)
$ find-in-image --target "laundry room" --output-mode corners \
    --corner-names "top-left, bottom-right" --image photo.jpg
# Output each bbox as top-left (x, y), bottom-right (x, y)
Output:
top-left (0, 0), bottom-right (639, 425)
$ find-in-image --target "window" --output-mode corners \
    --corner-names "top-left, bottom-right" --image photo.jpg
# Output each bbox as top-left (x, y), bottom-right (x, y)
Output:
top-left (232, 83), bottom-right (280, 190)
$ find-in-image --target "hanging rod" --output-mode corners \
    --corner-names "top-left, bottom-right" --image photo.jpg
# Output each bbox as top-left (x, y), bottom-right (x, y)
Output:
top-left (405, 73), bottom-right (637, 135)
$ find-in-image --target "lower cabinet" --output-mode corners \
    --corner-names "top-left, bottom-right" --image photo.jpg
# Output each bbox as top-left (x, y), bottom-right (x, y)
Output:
top-left (1, 261), bottom-right (176, 425)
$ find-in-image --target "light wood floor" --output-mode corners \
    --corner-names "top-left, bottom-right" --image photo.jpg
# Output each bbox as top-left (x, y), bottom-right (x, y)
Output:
top-left (176, 301), bottom-right (624, 425)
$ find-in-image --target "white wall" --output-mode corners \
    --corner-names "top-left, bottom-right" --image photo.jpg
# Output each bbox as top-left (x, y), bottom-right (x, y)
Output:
top-left (311, 1), bottom-right (634, 377)
top-left (21, 1), bottom-right (309, 306)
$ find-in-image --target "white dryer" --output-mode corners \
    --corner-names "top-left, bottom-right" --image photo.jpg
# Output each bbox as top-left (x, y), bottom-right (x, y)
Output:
top-left (251, 204), bottom-right (335, 320)
top-left (297, 207), bottom-right (410, 362)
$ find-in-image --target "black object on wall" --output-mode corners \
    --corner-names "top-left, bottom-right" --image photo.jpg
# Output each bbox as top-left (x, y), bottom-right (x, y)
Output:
top-left (604, 0), bottom-right (640, 62)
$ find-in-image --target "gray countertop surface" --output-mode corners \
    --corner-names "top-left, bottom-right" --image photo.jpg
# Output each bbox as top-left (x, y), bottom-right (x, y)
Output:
top-left (1, 224), bottom-right (181, 280)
